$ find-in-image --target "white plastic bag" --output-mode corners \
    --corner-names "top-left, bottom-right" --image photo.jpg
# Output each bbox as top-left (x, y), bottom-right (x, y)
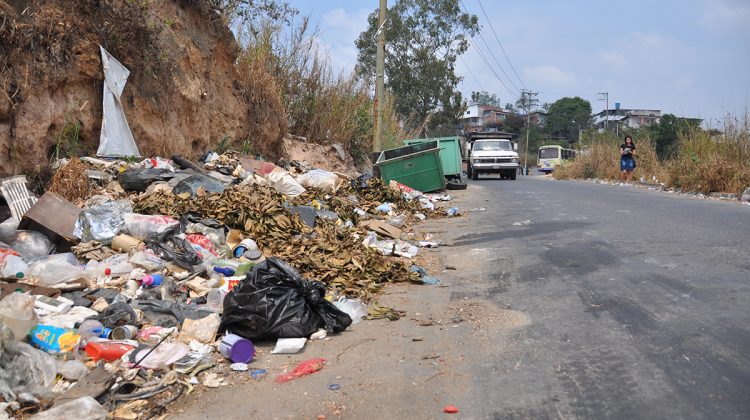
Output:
top-left (296, 169), bottom-right (340, 193)
top-left (30, 396), bottom-right (107, 420)
top-left (29, 256), bottom-right (88, 286)
top-left (0, 292), bottom-right (38, 339)
top-left (334, 298), bottom-right (368, 324)
top-left (271, 337), bottom-right (307, 354)
top-left (123, 213), bottom-right (179, 240)
top-left (265, 167), bottom-right (306, 197)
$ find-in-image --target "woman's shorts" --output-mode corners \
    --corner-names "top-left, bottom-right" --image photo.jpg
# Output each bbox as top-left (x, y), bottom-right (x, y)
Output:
top-left (620, 157), bottom-right (636, 171)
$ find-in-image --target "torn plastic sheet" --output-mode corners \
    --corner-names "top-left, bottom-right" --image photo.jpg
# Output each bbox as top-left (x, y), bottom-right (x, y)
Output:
top-left (97, 46), bottom-right (140, 158)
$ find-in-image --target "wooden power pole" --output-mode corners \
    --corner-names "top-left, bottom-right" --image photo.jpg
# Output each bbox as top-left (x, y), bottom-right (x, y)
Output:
top-left (373, 0), bottom-right (387, 152)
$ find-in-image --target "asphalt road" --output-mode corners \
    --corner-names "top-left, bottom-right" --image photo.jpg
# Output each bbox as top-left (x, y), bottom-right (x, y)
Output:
top-left (443, 174), bottom-right (750, 419)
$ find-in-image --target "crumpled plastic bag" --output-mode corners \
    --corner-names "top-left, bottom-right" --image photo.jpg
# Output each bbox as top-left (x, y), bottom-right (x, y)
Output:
top-left (29, 396), bottom-right (107, 420)
top-left (172, 174), bottom-right (225, 197)
top-left (9, 230), bottom-right (55, 261)
top-left (74, 200), bottom-right (132, 244)
top-left (0, 325), bottom-right (57, 402)
top-left (264, 167), bottom-right (306, 197)
top-left (118, 168), bottom-right (173, 192)
top-left (144, 225), bottom-right (202, 268)
top-left (296, 169), bottom-right (340, 193)
top-left (219, 258), bottom-right (352, 340)
top-left (123, 213), bottom-right (179, 241)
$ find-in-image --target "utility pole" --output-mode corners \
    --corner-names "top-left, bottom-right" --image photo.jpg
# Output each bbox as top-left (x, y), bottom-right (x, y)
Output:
top-left (598, 92), bottom-right (609, 131)
top-left (373, 0), bottom-right (387, 152)
top-left (521, 89), bottom-right (538, 175)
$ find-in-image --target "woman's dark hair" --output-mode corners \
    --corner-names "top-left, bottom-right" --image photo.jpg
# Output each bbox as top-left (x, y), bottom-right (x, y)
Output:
top-left (624, 135), bottom-right (634, 143)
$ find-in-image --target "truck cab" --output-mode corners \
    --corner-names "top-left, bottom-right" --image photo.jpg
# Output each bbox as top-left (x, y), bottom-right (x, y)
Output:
top-left (465, 134), bottom-right (519, 180)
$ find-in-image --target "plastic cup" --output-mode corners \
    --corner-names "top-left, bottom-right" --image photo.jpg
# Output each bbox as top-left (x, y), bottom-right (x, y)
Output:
top-left (219, 334), bottom-right (255, 363)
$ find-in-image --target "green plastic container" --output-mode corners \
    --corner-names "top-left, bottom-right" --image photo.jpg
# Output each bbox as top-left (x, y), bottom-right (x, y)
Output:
top-left (375, 141), bottom-right (445, 192)
top-left (403, 136), bottom-right (462, 178)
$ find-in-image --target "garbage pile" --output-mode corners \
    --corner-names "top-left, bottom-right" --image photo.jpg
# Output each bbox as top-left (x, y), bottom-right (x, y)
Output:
top-left (0, 152), bottom-right (455, 418)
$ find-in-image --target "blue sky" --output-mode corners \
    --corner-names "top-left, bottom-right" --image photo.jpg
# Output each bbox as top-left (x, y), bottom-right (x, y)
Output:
top-left (285, 0), bottom-right (750, 124)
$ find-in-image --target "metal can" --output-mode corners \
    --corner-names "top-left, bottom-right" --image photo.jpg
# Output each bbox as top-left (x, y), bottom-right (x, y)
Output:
top-left (111, 325), bottom-right (139, 340)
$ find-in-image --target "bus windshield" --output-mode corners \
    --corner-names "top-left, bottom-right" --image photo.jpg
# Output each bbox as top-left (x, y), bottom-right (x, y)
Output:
top-left (539, 148), bottom-right (559, 158)
top-left (474, 140), bottom-right (512, 151)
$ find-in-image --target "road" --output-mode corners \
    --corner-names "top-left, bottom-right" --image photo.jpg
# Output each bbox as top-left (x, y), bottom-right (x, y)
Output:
top-left (444, 174), bottom-right (750, 419)
top-left (173, 175), bottom-right (749, 419)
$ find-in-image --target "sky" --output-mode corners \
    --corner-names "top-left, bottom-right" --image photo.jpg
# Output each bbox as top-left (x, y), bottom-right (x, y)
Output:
top-left (284, 0), bottom-right (750, 125)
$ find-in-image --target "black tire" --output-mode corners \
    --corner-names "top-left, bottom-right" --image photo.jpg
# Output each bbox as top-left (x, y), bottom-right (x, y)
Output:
top-left (446, 180), bottom-right (468, 190)
top-left (472, 170), bottom-right (479, 181)
top-left (466, 165), bottom-right (472, 178)
top-left (509, 172), bottom-right (517, 180)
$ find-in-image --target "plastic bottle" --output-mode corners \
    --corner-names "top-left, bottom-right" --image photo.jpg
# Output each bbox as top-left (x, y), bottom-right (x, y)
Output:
top-left (0, 291), bottom-right (38, 339)
top-left (85, 341), bottom-right (135, 362)
top-left (206, 288), bottom-right (227, 314)
top-left (138, 274), bottom-right (163, 288)
top-left (212, 266), bottom-right (235, 276)
top-left (77, 319), bottom-right (106, 344)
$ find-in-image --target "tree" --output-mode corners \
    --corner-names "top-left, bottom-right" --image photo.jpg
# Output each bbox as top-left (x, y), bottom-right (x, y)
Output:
top-left (504, 102), bottom-right (517, 113)
top-left (471, 91), bottom-right (501, 107)
top-left (649, 113), bottom-right (701, 159)
top-left (355, 0), bottom-right (479, 132)
top-left (546, 97), bottom-right (593, 142)
top-left (503, 114), bottom-right (525, 134)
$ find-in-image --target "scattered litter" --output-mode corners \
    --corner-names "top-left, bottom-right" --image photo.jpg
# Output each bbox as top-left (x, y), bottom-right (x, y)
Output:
top-left (443, 404), bottom-right (459, 414)
top-left (271, 337), bottom-right (307, 354)
top-left (329, 384), bottom-right (341, 391)
top-left (276, 358), bottom-right (326, 383)
top-left (512, 220), bottom-right (533, 226)
top-left (230, 363), bottom-right (249, 371)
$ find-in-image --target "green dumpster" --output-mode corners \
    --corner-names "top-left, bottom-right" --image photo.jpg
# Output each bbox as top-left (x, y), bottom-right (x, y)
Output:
top-left (403, 136), bottom-right (462, 179)
top-left (375, 141), bottom-right (445, 192)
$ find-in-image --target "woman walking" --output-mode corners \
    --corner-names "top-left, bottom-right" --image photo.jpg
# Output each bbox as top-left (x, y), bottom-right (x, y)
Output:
top-left (619, 135), bottom-right (637, 183)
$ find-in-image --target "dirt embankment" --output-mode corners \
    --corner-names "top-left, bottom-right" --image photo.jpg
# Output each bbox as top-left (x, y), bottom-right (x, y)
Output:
top-left (0, 0), bottom-right (286, 177)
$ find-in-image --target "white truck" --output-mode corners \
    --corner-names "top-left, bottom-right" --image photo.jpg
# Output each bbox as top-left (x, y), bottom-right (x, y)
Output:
top-left (465, 134), bottom-right (520, 180)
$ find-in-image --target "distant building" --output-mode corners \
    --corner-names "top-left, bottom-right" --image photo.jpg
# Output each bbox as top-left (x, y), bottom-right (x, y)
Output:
top-left (593, 108), bottom-right (661, 131)
top-left (529, 111), bottom-right (547, 128)
top-left (460, 103), bottom-right (515, 131)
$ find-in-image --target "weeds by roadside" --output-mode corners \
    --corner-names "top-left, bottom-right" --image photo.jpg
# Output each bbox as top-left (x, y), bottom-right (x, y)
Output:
top-left (555, 113), bottom-right (750, 195)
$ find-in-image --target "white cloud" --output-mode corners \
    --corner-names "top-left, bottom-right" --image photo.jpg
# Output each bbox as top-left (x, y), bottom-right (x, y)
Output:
top-left (522, 65), bottom-right (578, 87)
top-left (701, 0), bottom-right (750, 28)
top-left (317, 8), bottom-right (371, 75)
top-left (599, 51), bottom-right (627, 68)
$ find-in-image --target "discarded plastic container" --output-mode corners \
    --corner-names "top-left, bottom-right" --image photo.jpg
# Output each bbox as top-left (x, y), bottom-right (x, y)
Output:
top-left (78, 319), bottom-right (106, 343)
top-left (213, 266), bottom-right (235, 276)
top-left (139, 274), bottom-right (163, 288)
top-left (29, 325), bottom-right (81, 353)
top-left (85, 341), bottom-right (135, 362)
top-left (0, 292), bottom-right (38, 339)
top-left (219, 333), bottom-right (255, 363)
top-left (232, 238), bottom-right (258, 258)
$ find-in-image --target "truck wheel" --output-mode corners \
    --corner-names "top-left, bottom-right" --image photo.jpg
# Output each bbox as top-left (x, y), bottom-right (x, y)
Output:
top-left (446, 180), bottom-right (468, 190)
top-left (509, 172), bottom-right (517, 180)
top-left (466, 165), bottom-right (472, 178)
top-left (472, 170), bottom-right (479, 181)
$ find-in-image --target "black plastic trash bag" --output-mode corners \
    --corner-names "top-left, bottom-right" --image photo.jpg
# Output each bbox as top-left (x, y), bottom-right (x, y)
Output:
top-left (145, 225), bottom-right (202, 268)
top-left (220, 258), bottom-right (352, 340)
top-left (118, 168), bottom-right (173, 192)
top-left (172, 174), bottom-right (225, 198)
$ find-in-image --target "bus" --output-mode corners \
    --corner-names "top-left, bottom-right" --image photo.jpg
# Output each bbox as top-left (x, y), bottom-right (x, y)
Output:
top-left (537, 145), bottom-right (576, 173)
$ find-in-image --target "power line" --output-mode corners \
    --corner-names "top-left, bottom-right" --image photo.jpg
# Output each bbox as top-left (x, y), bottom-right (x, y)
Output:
top-left (459, 0), bottom-right (520, 96)
top-left (459, 55), bottom-right (487, 93)
top-left (476, 0), bottom-right (526, 89)
top-left (464, 33), bottom-right (517, 99)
